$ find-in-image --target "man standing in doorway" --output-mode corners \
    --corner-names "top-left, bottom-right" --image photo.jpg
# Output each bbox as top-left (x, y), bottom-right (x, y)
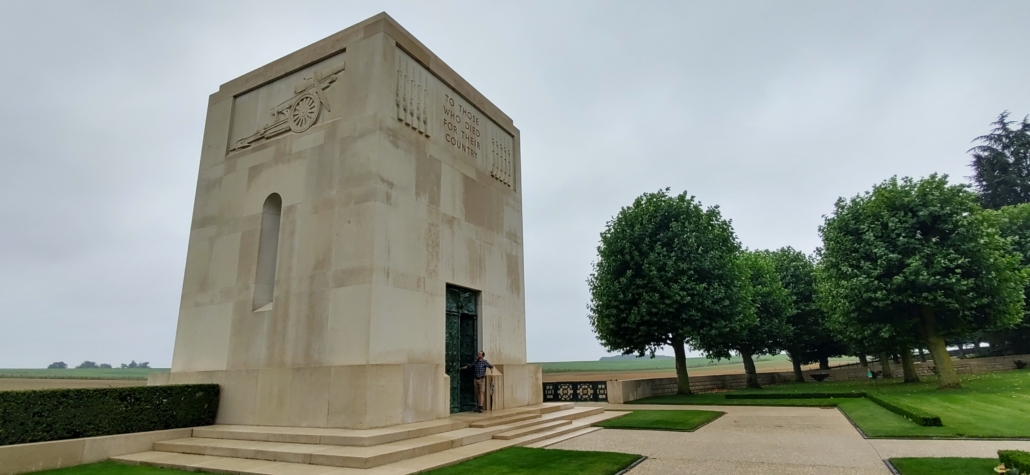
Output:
top-left (462, 351), bottom-right (493, 413)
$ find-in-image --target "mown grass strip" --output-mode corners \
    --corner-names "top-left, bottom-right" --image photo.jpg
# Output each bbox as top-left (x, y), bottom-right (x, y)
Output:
top-left (865, 393), bottom-right (941, 426)
top-left (423, 447), bottom-right (643, 475)
top-left (725, 391), bottom-right (865, 399)
top-left (596, 410), bottom-right (724, 431)
top-left (889, 457), bottom-right (998, 475)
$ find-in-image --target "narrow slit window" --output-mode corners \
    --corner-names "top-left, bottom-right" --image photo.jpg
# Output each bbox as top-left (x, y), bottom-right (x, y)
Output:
top-left (253, 193), bottom-right (282, 311)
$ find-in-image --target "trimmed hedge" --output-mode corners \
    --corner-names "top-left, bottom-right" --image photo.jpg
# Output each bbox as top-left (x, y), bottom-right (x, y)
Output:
top-left (866, 393), bottom-right (942, 426)
top-left (999, 450), bottom-right (1030, 473)
top-left (725, 391), bottom-right (866, 400)
top-left (0, 384), bottom-right (218, 446)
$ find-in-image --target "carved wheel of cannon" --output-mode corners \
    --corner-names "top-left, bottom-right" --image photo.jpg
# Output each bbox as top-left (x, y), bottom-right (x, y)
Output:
top-left (289, 93), bottom-right (320, 133)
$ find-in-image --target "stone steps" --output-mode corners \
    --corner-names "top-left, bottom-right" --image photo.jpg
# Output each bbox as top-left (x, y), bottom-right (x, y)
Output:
top-left (492, 420), bottom-right (572, 440)
top-left (112, 406), bottom-right (624, 475)
top-left (469, 413), bottom-right (540, 428)
top-left (524, 427), bottom-right (602, 448)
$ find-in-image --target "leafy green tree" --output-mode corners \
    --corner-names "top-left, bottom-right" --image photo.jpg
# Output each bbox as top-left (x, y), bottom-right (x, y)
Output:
top-left (970, 112), bottom-right (1030, 209)
top-left (76, 361), bottom-right (98, 369)
top-left (983, 204), bottom-right (1030, 353)
top-left (46, 362), bottom-right (67, 369)
top-left (818, 174), bottom-right (1027, 389)
top-left (766, 247), bottom-right (824, 382)
top-left (99, 363), bottom-right (112, 369)
top-left (702, 250), bottom-right (791, 388)
top-left (588, 189), bottom-right (750, 394)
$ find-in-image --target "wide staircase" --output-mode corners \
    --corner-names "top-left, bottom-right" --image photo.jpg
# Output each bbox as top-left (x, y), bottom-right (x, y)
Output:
top-left (113, 403), bottom-right (626, 474)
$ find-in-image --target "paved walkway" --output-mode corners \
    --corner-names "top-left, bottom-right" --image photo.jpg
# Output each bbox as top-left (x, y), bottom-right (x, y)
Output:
top-left (549, 404), bottom-right (1030, 474)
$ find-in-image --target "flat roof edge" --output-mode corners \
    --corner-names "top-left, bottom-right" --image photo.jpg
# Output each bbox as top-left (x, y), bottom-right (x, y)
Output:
top-left (211, 12), bottom-right (518, 136)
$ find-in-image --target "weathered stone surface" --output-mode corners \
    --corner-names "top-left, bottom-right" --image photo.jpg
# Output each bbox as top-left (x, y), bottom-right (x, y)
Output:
top-left (162, 13), bottom-right (538, 429)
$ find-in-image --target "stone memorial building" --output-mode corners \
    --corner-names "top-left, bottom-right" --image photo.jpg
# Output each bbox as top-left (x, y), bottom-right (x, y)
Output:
top-left (151, 13), bottom-right (541, 429)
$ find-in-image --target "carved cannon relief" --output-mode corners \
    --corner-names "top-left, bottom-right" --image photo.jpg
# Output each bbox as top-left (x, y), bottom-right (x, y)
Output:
top-left (230, 61), bottom-right (346, 152)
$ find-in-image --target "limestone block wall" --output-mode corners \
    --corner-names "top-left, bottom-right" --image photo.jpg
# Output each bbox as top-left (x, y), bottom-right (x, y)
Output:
top-left (161, 13), bottom-right (540, 429)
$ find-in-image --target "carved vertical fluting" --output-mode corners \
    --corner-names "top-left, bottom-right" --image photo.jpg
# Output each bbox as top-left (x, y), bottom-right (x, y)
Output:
top-left (421, 71), bottom-right (430, 137)
top-left (396, 62), bottom-right (404, 122)
top-left (414, 67), bottom-right (423, 134)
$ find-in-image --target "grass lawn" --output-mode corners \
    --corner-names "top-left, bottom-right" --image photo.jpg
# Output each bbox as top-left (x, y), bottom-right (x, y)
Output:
top-left (25, 462), bottom-right (191, 475)
top-left (631, 370), bottom-right (1030, 438)
top-left (424, 447), bottom-right (642, 474)
top-left (595, 410), bottom-right (723, 431)
top-left (890, 457), bottom-right (999, 475)
top-left (0, 368), bottom-right (167, 380)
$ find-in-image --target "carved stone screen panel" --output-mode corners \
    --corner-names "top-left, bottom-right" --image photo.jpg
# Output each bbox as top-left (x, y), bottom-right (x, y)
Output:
top-left (395, 50), bottom-right (515, 189)
top-left (542, 381), bottom-right (608, 403)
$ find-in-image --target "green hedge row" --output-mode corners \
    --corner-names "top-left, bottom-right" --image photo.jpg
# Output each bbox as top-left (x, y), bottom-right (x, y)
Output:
top-left (866, 393), bottom-right (942, 426)
top-left (725, 391), bottom-right (866, 400)
top-left (999, 450), bottom-right (1030, 473)
top-left (0, 384), bottom-right (219, 446)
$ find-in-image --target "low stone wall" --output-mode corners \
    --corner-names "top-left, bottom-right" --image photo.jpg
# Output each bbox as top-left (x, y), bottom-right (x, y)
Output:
top-left (607, 372), bottom-right (783, 403)
top-left (607, 354), bottom-right (1028, 403)
top-left (0, 428), bottom-right (191, 475)
top-left (776, 354), bottom-right (1030, 383)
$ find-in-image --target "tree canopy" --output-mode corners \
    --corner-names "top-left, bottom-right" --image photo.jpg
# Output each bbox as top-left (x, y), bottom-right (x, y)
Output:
top-left (970, 112), bottom-right (1030, 210)
top-left (768, 247), bottom-right (841, 381)
top-left (588, 189), bottom-right (750, 394)
top-left (818, 174), bottom-right (1027, 388)
top-left (701, 250), bottom-right (791, 388)
top-left (983, 203), bottom-right (1030, 353)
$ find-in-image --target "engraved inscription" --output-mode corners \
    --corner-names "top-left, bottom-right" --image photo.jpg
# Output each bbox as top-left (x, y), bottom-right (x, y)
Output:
top-left (442, 93), bottom-right (481, 160)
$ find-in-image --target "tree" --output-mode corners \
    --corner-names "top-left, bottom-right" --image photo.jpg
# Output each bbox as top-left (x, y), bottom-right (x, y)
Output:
top-left (46, 362), bottom-right (67, 369)
top-left (701, 250), bottom-right (792, 388)
top-left (983, 204), bottom-right (1030, 353)
top-left (76, 361), bottom-right (98, 369)
top-left (138, 362), bottom-right (150, 369)
top-left (589, 189), bottom-right (751, 395)
top-left (766, 248), bottom-right (850, 380)
top-left (99, 363), bottom-right (112, 369)
top-left (969, 112), bottom-right (1030, 209)
top-left (818, 174), bottom-right (1027, 389)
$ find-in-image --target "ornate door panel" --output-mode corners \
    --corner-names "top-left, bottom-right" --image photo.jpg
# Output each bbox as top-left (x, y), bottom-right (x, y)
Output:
top-left (445, 286), bottom-right (478, 413)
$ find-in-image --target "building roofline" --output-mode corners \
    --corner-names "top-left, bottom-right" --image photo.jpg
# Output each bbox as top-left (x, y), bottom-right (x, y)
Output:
top-left (211, 12), bottom-right (517, 136)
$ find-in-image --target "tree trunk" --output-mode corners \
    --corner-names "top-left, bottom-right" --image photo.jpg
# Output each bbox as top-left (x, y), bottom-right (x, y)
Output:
top-left (788, 350), bottom-right (805, 383)
top-left (858, 354), bottom-right (868, 367)
top-left (976, 339), bottom-right (985, 356)
top-left (818, 356), bottom-right (830, 370)
top-left (741, 350), bottom-right (761, 388)
top-left (918, 348), bottom-right (927, 363)
top-left (892, 354), bottom-right (901, 364)
top-left (900, 349), bottom-right (920, 383)
top-left (672, 338), bottom-right (692, 395)
top-left (916, 306), bottom-right (961, 389)
top-left (956, 342), bottom-right (966, 359)
top-left (879, 352), bottom-right (894, 378)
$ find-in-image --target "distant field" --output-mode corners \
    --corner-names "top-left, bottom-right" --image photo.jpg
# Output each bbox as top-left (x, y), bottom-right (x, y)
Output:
top-left (0, 368), bottom-right (169, 380)
top-left (534, 354), bottom-right (855, 374)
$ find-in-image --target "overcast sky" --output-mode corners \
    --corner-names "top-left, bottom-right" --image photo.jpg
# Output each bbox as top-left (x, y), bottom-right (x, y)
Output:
top-left (1, 1), bottom-right (1028, 368)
